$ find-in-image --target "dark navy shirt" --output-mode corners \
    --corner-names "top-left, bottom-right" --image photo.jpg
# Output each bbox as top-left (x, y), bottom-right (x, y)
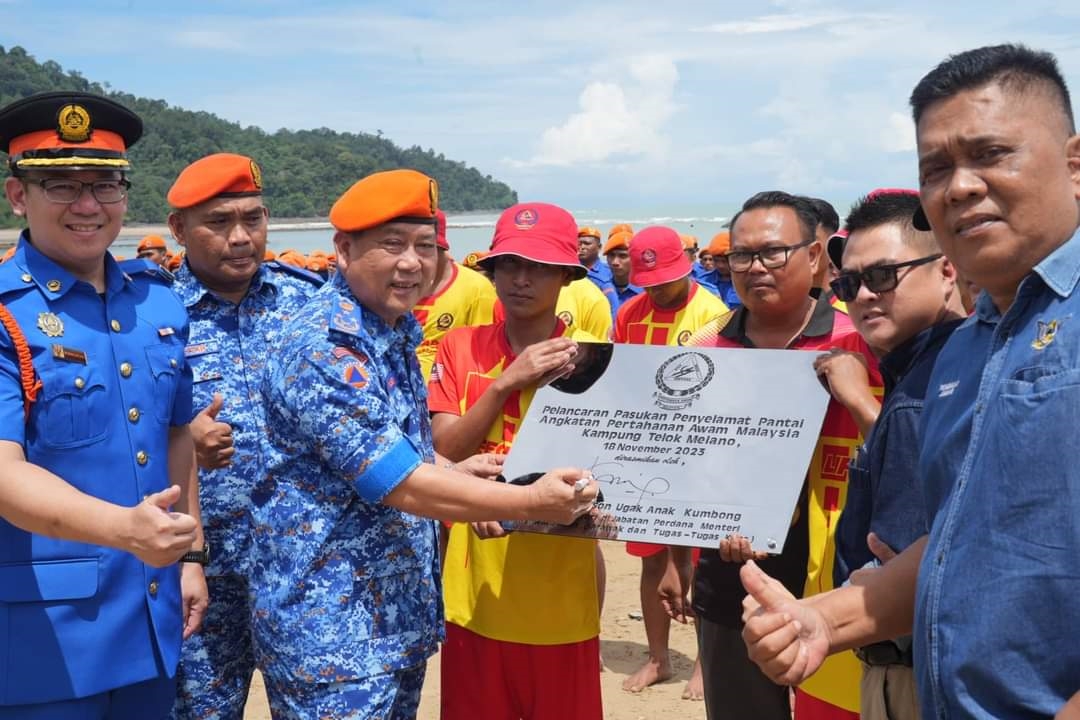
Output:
top-left (834, 318), bottom-right (963, 586)
top-left (916, 229), bottom-right (1080, 718)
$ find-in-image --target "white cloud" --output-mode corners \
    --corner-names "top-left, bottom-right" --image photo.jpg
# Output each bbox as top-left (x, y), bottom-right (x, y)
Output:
top-left (882, 111), bottom-right (917, 153)
top-left (518, 54), bottom-right (679, 167)
top-left (696, 13), bottom-right (848, 35)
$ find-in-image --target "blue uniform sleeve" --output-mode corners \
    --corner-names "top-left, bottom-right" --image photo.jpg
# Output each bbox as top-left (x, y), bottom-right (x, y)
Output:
top-left (270, 340), bottom-right (424, 504)
top-left (0, 337), bottom-right (26, 445)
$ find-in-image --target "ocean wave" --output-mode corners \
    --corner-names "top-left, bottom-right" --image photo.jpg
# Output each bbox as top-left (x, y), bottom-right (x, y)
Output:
top-left (445, 215), bottom-right (729, 229)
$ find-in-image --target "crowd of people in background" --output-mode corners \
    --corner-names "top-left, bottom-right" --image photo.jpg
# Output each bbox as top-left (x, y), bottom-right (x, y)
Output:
top-left (2, 40), bottom-right (1080, 720)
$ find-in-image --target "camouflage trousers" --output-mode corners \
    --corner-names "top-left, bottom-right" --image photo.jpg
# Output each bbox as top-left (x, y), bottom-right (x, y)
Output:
top-left (262, 664), bottom-right (426, 720)
top-left (171, 574), bottom-right (256, 720)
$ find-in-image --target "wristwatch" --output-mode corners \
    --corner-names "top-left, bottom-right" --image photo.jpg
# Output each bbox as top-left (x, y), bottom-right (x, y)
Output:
top-left (181, 543), bottom-right (210, 566)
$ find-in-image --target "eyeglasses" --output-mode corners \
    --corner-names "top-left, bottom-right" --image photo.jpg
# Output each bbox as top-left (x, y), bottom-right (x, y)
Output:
top-left (725, 238), bottom-right (814, 273)
top-left (35, 178), bottom-right (131, 204)
top-left (829, 254), bottom-right (943, 302)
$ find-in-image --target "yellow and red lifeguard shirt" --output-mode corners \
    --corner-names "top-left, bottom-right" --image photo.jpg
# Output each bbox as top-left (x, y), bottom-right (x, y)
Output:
top-left (687, 298), bottom-right (882, 715)
top-left (614, 281), bottom-right (727, 345)
top-left (493, 277), bottom-right (613, 341)
top-left (428, 319), bottom-right (602, 645)
top-left (413, 262), bottom-right (496, 379)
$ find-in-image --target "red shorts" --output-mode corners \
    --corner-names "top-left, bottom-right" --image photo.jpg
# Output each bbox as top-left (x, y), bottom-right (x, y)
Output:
top-left (625, 543), bottom-right (703, 565)
top-left (794, 689), bottom-right (859, 720)
top-left (441, 623), bottom-right (602, 720)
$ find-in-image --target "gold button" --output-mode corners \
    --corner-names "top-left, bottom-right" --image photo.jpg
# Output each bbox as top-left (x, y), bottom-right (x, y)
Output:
top-left (20, 273), bottom-right (32, 283)
top-left (136, 451), bottom-right (148, 465)
top-left (170, 358), bottom-right (178, 368)
top-left (74, 377), bottom-right (85, 389)
top-left (46, 279), bottom-right (61, 292)
top-left (128, 407), bottom-right (140, 422)
top-left (110, 319), bottom-right (121, 332)
top-left (148, 580), bottom-right (158, 597)
top-left (120, 362), bottom-right (132, 378)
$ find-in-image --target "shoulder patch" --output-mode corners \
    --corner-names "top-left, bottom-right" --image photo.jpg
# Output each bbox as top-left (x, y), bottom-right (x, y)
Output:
top-left (265, 260), bottom-right (325, 288)
top-left (119, 258), bottom-right (174, 285)
top-left (328, 297), bottom-right (363, 337)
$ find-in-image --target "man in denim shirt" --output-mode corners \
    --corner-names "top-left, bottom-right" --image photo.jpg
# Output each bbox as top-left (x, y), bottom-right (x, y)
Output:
top-left (740, 44), bottom-right (1080, 718)
top-left (816, 189), bottom-right (967, 720)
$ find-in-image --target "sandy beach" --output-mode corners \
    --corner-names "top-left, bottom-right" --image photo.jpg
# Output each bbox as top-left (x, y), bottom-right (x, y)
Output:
top-left (241, 540), bottom-right (706, 720)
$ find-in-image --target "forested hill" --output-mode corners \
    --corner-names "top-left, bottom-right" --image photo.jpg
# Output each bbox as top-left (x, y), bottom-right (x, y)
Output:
top-left (0, 46), bottom-right (518, 228)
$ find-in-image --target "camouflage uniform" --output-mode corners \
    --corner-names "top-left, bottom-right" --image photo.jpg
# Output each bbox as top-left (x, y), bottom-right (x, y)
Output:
top-left (170, 260), bottom-right (322, 720)
top-left (251, 272), bottom-right (441, 716)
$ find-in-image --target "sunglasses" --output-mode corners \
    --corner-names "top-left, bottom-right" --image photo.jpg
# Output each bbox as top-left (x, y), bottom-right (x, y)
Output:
top-left (830, 254), bottom-right (943, 302)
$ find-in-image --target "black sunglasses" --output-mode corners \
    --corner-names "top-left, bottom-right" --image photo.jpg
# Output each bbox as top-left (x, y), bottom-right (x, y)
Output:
top-left (830, 254), bottom-right (943, 302)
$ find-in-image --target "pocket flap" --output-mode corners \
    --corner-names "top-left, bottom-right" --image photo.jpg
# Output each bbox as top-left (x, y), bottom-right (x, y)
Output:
top-left (0, 558), bottom-right (99, 602)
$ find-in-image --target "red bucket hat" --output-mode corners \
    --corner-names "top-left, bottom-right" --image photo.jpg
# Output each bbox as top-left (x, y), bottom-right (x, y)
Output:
top-left (629, 226), bottom-right (692, 288)
top-left (436, 209), bottom-right (449, 250)
top-left (480, 202), bottom-right (587, 280)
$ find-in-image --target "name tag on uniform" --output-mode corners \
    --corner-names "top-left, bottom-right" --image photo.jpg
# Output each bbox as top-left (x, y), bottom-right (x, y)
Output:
top-left (51, 344), bottom-right (87, 364)
top-left (158, 326), bottom-right (176, 337)
top-left (184, 341), bottom-right (219, 358)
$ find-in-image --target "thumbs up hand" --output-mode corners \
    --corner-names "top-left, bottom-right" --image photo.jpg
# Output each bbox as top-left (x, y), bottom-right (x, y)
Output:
top-left (739, 560), bottom-right (830, 686)
top-left (190, 393), bottom-right (234, 469)
top-left (125, 485), bottom-right (199, 567)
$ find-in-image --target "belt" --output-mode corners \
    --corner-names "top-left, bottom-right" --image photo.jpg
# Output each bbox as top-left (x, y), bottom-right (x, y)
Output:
top-left (855, 640), bottom-right (914, 667)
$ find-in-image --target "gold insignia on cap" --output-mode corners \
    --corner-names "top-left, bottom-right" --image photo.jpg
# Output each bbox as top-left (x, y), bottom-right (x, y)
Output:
top-left (429, 179), bottom-right (439, 214)
top-left (46, 279), bottom-right (62, 292)
top-left (250, 160), bottom-right (263, 190)
top-left (57, 104), bottom-right (92, 143)
top-left (37, 312), bottom-right (64, 337)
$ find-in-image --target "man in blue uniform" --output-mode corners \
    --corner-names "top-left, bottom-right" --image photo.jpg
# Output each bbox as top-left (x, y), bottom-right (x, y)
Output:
top-left (252, 168), bottom-right (599, 718)
top-left (741, 44), bottom-right (1080, 719)
top-left (0, 92), bottom-right (206, 719)
top-left (165, 153), bottom-right (323, 720)
top-left (578, 225), bottom-right (618, 317)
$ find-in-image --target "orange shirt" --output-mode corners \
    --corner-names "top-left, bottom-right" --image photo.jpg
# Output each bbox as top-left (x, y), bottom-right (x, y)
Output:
top-left (413, 262), bottom-right (496, 379)
top-left (428, 320), bottom-right (602, 644)
top-left (614, 282), bottom-right (728, 345)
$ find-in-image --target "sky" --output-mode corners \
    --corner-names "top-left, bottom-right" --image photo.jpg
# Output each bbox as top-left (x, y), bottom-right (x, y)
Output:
top-left (2, 0), bottom-right (1079, 211)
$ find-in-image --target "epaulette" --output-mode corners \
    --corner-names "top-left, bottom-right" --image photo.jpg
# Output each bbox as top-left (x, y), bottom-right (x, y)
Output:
top-left (118, 258), bottom-right (175, 285)
top-left (264, 260), bottom-right (324, 287)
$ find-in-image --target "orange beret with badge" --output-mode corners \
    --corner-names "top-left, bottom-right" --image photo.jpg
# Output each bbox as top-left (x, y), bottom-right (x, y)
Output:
top-left (0, 91), bottom-right (142, 173)
top-left (167, 152), bottom-right (264, 209)
top-left (137, 235), bottom-right (168, 253)
top-left (329, 168), bottom-right (438, 233)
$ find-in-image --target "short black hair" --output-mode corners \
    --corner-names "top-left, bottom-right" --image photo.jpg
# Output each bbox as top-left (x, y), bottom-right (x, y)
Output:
top-left (910, 44), bottom-right (1075, 132)
top-left (731, 191), bottom-right (818, 245)
top-left (804, 197), bottom-right (840, 235)
top-left (840, 190), bottom-right (940, 265)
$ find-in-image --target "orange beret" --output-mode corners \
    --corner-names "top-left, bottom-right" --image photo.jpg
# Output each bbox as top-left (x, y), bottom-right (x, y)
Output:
top-left (602, 230), bottom-right (633, 255)
top-left (330, 169), bottom-right (438, 233)
top-left (577, 226), bottom-right (602, 240)
top-left (608, 223), bottom-right (633, 238)
top-left (707, 231), bottom-right (731, 256)
top-left (168, 153), bottom-right (263, 209)
top-left (264, 249), bottom-right (277, 261)
top-left (680, 234), bottom-right (699, 250)
top-left (1, 247), bottom-right (15, 262)
top-left (137, 234), bottom-right (167, 252)
top-left (277, 250), bottom-right (307, 268)
top-left (463, 250), bottom-right (488, 270)
top-left (166, 251), bottom-right (185, 271)
top-left (307, 256), bottom-right (330, 272)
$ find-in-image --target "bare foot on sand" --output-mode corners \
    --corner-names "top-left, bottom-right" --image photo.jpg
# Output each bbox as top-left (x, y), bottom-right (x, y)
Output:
top-left (681, 656), bottom-right (704, 700)
top-left (622, 657), bottom-right (673, 693)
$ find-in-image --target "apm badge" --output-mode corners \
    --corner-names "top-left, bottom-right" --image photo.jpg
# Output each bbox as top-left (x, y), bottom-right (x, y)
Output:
top-left (654, 351), bottom-right (715, 410)
top-left (37, 312), bottom-right (64, 338)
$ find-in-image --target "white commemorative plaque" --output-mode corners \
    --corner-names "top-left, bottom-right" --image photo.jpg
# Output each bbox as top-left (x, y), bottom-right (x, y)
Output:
top-left (500, 342), bottom-right (832, 552)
